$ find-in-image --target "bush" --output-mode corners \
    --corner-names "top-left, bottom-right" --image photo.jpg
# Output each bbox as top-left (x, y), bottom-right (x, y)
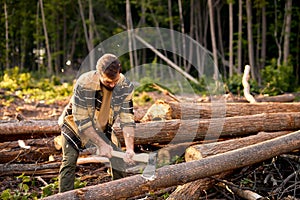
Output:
top-left (0, 67), bottom-right (73, 104)
top-left (260, 59), bottom-right (295, 95)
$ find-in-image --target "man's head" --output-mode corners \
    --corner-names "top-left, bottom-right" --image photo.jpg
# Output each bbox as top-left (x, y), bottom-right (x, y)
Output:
top-left (96, 54), bottom-right (121, 90)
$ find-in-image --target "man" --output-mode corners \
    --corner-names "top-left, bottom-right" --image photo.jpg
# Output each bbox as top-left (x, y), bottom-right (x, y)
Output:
top-left (58, 53), bottom-right (136, 193)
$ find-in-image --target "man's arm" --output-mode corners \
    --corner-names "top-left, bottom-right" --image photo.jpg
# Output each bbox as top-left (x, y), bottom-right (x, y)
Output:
top-left (82, 126), bottom-right (113, 158)
top-left (122, 126), bottom-right (135, 163)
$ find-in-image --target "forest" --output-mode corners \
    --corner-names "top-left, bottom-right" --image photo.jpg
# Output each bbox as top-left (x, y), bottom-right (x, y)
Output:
top-left (0, 0), bottom-right (299, 96)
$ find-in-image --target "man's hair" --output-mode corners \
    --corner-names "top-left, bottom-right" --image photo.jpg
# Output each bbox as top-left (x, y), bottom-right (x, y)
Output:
top-left (96, 54), bottom-right (121, 79)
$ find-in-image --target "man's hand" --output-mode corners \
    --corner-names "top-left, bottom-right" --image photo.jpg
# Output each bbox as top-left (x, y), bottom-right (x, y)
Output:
top-left (96, 143), bottom-right (113, 158)
top-left (124, 149), bottom-right (135, 164)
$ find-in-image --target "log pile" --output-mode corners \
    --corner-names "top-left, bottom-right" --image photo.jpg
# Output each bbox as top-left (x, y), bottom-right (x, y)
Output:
top-left (1, 100), bottom-right (300, 199)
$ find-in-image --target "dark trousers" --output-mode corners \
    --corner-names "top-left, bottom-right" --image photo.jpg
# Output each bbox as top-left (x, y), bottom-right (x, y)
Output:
top-left (59, 131), bottom-right (127, 193)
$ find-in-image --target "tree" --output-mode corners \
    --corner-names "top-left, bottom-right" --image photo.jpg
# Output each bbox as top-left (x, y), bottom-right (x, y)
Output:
top-left (229, 0), bottom-right (234, 77)
top-left (246, 0), bottom-right (256, 81)
top-left (39, 0), bottom-right (52, 75)
top-left (283, 0), bottom-right (293, 65)
top-left (237, 0), bottom-right (243, 74)
top-left (4, 1), bottom-right (9, 70)
top-left (208, 0), bottom-right (219, 79)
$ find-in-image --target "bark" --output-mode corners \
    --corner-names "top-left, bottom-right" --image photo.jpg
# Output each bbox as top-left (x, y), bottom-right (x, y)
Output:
top-left (4, 2), bottom-right (9, 69)
top-left (0, 120), bottom-right (60, 142)
top-left (246, 0), bottom-right (256, 80)
top-left (0, 154), bottom-right (108, 176)
top-left (168, 131), bottom-right (290, 199)
top-left (169, 102), bottom-right (300, 119)
top-left (43, 130), bottom-right (300, 200)
top-left (39, 0), bottom-right (52, 75)
top-left (0, 137), bottom-right (60, 164)
top-left (229, 0), bottom-right (234, 77)
top-left (167, 0), bottom-right (178, 66)
top-left (126, 0), bottom-right (134, 68)
top-left (185, 131), bottom-right (291, 161)
top-left (178, 0), bottom-right (187, 70)
top-left (283, 0), bottom-right (293, 65)
top-left (261, 4), bottom-right (267, 70)
top-left (207, 0), bottom-right (219, 78)
top-left (2, 112), bottom-right (300, 145)
top-left (237, 0), bottom-right (243, 74)
top-left (0, 162), bottom-right (60, 176)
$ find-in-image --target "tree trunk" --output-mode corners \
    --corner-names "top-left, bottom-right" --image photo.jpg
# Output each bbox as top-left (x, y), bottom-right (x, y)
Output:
top-left (39, 0), bottom-right (52, 75)
top-left (168, 0), bottom-right (178, 66)
top-left (237, 0), bottom-right (243, 74)
top-left (261, 4), bottom-right (267, 70)
top-left (4, 2), bottom-right (9, 69)
top-left (43, 130), bottom-right (300, 200)
top-left (126, 0), bottom-right (134, 69)
top-left (229, 0), bottom-right (234, 77)
top-left (246, 0), bottom-right (256, 80)
top-left (207, 0), bottom-right (219, 78)
top-left (283, 0), bottom-right (293, 65)
top-left (178, 0), bottom-right (187, 70)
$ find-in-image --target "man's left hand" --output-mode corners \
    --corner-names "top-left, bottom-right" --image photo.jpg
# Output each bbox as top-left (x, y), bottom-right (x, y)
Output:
top-left (124, 149), bottom-right (135, 164)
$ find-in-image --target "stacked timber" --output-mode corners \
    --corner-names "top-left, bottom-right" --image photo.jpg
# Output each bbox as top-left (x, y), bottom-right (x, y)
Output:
top-left (1, 101), bottom-right (300, 199)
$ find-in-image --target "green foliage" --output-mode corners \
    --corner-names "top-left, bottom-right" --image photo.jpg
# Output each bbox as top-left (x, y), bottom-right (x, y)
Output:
top-left (225, 74), bottom-right (259, 96)
top-left (1, 175), bottom-right (87, 199)
top-left (0, 67), bottom-right (73, 104)
top-left (260, 60), bottom-right (295, 95)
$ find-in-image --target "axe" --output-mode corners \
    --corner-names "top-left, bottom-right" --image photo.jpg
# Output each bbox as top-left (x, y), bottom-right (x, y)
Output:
top-left (111, 150), bottom-right (157, 180)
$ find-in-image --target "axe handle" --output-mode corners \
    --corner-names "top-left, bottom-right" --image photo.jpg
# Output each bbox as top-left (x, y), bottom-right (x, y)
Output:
top-left (111, 150), bottom-right (149, 163)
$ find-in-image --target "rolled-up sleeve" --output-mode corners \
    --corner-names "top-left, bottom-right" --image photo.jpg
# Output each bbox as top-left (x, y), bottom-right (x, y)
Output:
top-left (119, 90), bottom-right (136, 129)
top-left (73, 84), bottom-right (94, 132)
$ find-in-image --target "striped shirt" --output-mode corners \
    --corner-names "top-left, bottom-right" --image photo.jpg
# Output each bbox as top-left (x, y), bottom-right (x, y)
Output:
top-left (59, 70), bottom-right (135, 146)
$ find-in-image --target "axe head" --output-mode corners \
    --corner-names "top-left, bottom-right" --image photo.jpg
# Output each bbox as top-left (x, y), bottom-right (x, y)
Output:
top-left (142, 152), bottom-right (157, 180)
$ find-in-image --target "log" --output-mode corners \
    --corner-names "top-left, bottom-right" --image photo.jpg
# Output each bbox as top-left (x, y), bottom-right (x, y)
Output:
top-left (185, 131), bottom-right (292, 161)
top-left (0, 120), bottom-right (60, 141)
top-left (167, 131), bottom-right (291, 199)
top-left (169, 102), bottom-right (300, 119)
top-left (256, 93), bottom-right (295, 102)
top-left (0, 137), bottom-right (60, 163)
top-left (43, 130), bottom-right (300, 200)
top-left (2, 112), bottom-right (300, 145)
top-left (0, 155), bottom-right (108, 176)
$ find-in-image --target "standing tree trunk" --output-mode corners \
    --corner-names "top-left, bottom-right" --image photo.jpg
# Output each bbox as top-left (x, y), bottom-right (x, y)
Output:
top-left (246, 0), bottom-right (256, 81)
top-left (283, 0), bottom-right (293, 65)
top-left (237, 0), bottom-right (243, 74)
top-left (39, 0), bottom-right (52, 75)
top-left (207, 0), bottom-right (219, 79)
top-left (4, 2), bottom-right (9, 70)
top-left (178, 0), bottom-right (187, 71)
top-left (261, 3), bottom-right (267, 70)
top-left (168, 0), bottom-right (178, 66)
top-left (126, 0), bottom-right (134, 68)
top-left (229, 0), bottom-right (234, 77)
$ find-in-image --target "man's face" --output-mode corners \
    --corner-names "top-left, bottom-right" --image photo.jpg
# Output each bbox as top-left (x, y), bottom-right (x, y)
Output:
top-left (100, 72), bottom-right (120, 91)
